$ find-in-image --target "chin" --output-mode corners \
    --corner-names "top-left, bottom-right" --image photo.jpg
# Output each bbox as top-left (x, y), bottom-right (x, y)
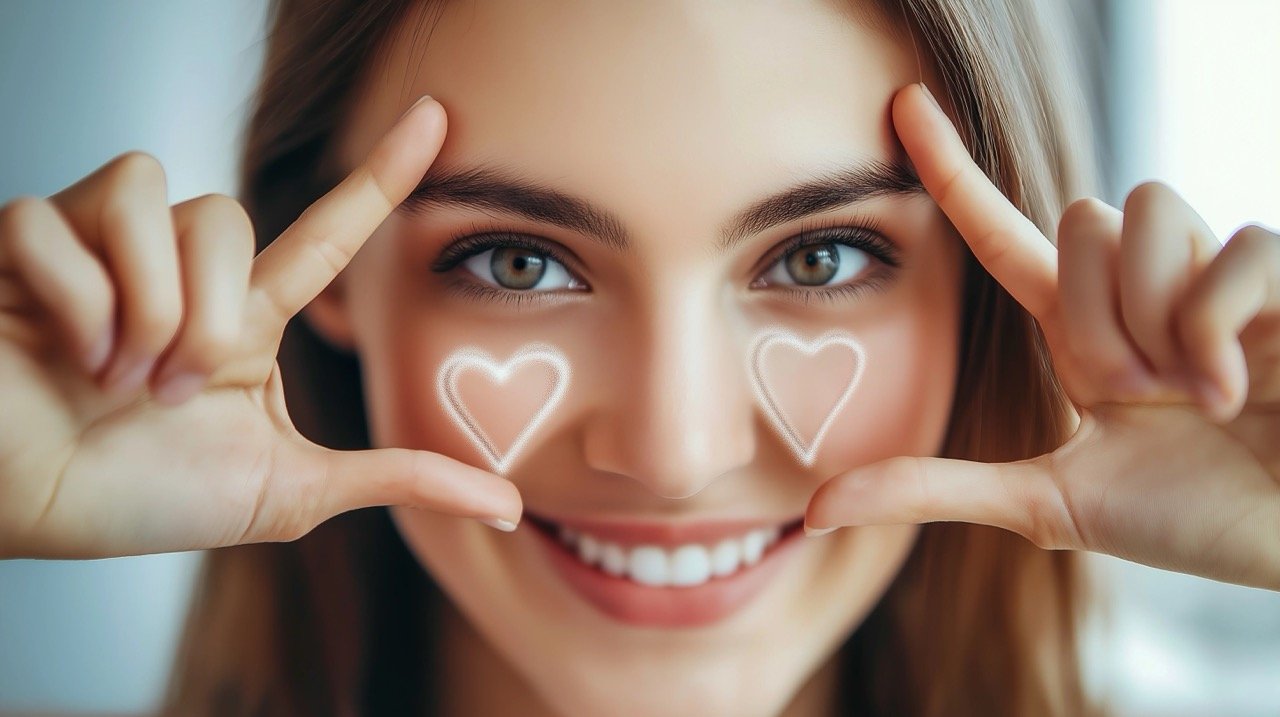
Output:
top-left (532, 661), bottom-right (812, 717)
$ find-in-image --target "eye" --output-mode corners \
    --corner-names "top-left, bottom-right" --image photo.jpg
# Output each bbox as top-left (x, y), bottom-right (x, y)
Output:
top-left (461, 246), bottom-right (580, 291)
top-left (760, 241), bottom-right (870, 287)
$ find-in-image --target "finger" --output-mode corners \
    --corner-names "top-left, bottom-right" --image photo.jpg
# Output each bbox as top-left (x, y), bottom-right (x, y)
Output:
top-left (804, 455), bottom-right (1083, 551)
top-left (49, 152), bottom-right (183, 395)
top-left (0, 196), bottom-right (116, 372)
top-left (891, 82), bottom-right (1059, 319)
top-left (250, 95), bottom-right (445, 328)
top-left (150, 194), bottom-right (256, 405)
top-left (1118, 181), bottom-right (1221, 386)
top-left (1175, 223), bottom-right (1280, 423)
top-left (1058, 197), bottom-right (1160, 398)
top-left (270, 443), bottom-right (523, 540)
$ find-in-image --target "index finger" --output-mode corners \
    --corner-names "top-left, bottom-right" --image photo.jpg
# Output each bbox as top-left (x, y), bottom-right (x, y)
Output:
top-left (892, 83), bottom-right (1058, 319)
top-left (250, 95), bottom-right (446, 323)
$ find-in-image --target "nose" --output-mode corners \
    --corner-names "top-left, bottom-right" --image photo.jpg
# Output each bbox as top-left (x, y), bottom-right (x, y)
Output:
top-left (582, 286), bottom-right (756, 498)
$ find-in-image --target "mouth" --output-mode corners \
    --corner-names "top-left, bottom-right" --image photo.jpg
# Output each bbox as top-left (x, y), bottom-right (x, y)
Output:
top-left (522, 512), bottom-right (809, 628)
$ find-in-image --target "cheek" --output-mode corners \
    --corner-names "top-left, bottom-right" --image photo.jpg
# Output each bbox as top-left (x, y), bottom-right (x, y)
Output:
top-left (806, 289), bottom-right (962, 472)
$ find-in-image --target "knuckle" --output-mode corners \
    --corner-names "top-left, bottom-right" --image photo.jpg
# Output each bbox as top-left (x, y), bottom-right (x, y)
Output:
top-left (105, 151), bottom-right (168, 190)
top-left (1059, 196), bottom-right (1113, 233)
top-left (1123, 180), bottom-right (1175, 215)
top-left (0, 196), bottom-right (48, 238)
top-left (899, 457), bottom-right (938, 524)
top-left (1058, 197), bottom-right (1119, 252)
top-left (1226, 223), bottom-right (1279, 256)
top-left (186, 193), bottom-right (254, 235)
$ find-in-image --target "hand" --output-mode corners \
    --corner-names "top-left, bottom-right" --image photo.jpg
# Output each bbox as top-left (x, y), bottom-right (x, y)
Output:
top-left (0, 96), bottom-right (522, 559)
top-left (805, 83), bottom-right (1280, 591)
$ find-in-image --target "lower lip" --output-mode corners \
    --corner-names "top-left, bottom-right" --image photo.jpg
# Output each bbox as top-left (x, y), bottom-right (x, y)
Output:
top-left (528, 519), bottom-right (806, 628)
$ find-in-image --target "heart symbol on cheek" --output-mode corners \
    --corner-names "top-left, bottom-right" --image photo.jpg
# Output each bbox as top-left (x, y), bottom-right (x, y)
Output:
top-left (436, 344), bottom-right (570, 474)
top-left (749, 330), bottom-right (866, 466)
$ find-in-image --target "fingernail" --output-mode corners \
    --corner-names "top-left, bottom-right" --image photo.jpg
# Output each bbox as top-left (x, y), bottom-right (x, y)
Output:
top-left (480, 517), bottom-right (518, 532)
top-left (804, 524), bottom-right (838, 538)
top-left (153, 371), bottom-right (204, 406)
top-left (1195, 377), bottom-right (1227, 412)
top-left (919, 82), bottom-right (942, 112)
top-left (105, 357), bottom-right (154, 396)
top-left (1119, 369), bottom-right (1161, 398)
top-left (83, 327), bottom-right (115, 375)
top-left (401, 94), bottom-right (435, 120)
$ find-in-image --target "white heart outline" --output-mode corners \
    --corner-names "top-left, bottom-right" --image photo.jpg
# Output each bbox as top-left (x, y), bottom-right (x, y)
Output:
top-left (749, 329), bottom-right (866, 466)
top-left (436, 343), bottom-right (570, 475)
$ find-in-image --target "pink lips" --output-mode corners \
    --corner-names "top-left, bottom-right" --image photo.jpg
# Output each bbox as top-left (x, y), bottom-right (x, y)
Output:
top-left (524, 512), bottom-right (807, 628)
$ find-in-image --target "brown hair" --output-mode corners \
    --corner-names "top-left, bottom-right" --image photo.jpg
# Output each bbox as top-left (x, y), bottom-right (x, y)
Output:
top-left (164, 0), bottom-right (1110, 714)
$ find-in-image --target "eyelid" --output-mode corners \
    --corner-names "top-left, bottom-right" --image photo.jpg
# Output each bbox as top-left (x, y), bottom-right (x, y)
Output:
top-left (430, 225), bottom-right (588, 282)
top-left (750, 216), bottom-right (902, 286)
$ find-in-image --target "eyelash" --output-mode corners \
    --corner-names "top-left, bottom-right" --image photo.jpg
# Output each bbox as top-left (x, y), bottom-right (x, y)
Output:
top-left (429, 215), bottom-right (902, 305)
top-left (429, 223), bottom-right (585, 307)
top-left (751, 215), bottom-right (902, 303)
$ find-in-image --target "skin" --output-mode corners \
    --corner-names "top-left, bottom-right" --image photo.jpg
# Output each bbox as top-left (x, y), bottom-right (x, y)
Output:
top-left (0, 0), bottom-right (1276, 715)
top-left (316, 3), bottom-right (956, 715)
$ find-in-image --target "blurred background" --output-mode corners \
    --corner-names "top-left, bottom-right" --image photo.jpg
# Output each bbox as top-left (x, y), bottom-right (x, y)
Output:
top-left (0, 1), bottom-right (1277, 715)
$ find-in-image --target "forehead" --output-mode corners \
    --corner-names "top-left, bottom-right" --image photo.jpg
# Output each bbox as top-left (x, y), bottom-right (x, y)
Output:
top-left (343, 0), bottom-right (916, 227)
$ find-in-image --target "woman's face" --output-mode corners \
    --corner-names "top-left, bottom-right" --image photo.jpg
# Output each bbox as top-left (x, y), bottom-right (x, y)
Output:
top-left (320, 1), bottom-right (964, 714)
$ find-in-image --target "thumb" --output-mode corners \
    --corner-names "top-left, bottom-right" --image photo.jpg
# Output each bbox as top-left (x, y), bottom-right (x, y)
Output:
top-left (267, 442), bottom-right (524, 540)
top-left (803, 455), bottom-right (1081, 550)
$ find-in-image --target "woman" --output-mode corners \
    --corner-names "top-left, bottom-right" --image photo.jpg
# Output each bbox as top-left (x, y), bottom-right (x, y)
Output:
top-left (0, 0), bottom-right (1275, 715)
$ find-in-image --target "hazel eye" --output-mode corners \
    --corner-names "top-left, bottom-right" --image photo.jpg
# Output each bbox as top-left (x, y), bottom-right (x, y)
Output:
top-left (762, 242), bottom-right (870, 287)
top-left (462, 247), bottom-right (580, 291)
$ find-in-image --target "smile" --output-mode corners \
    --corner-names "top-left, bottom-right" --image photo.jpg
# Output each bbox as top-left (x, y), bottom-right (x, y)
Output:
top-left (524, 512), bottom-right (808, 627)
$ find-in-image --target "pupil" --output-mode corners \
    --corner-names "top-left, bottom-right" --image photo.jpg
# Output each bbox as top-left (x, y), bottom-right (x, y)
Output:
top-left (491, 247), bottom-right (546, 290)
top-left (785, 243), bottom-right (839, 286)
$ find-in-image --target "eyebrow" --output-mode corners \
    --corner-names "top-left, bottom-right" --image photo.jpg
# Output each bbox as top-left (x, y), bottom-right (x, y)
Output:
top-left (397, 158), bottom-right (924, 251)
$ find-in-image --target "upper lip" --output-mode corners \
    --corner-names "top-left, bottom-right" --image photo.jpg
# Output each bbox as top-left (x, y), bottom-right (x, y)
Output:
top-left (526, 511), bottom-right (805, 548)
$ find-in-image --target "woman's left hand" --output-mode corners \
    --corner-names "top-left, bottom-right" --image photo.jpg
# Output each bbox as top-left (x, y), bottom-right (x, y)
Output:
top-left (804, 83), bottom-right (1280, 591)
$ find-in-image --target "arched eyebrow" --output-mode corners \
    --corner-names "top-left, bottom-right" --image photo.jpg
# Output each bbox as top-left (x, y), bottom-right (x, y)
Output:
top-left (397, 158), bottom-right (923, 252)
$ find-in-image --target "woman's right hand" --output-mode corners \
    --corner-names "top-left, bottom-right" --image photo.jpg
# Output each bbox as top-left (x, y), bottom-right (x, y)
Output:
top-left (0, 96), bottom-right (522, 559)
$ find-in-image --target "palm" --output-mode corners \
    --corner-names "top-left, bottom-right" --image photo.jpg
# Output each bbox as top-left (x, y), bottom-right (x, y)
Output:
top-left (0, 310), bottom-right (313, 556)
top-left (1048, 401), bottom-right (1277, 583)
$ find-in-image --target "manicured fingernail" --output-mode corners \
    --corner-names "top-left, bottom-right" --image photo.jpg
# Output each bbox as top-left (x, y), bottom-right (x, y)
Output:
top-left (480, 517), bottom-right (518, 532)
top-left (919, 82), bottom-right (942, 112)
top-left (804, 523), bottom-right (838, 538)
top-left (153, 371), bottom-right (204, 406)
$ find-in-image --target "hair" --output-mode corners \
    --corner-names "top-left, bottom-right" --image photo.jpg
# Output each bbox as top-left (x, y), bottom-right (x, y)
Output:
top-left (163, 0), bottom-right (1111, 714)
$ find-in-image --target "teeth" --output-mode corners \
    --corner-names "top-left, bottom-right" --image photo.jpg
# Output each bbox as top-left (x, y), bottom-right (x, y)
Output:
top-left (741, 530), bottom-right (766, 566)
top-left (554, 524), bottom-right (787, 587)
top-left (710, 539), bottom-right (741, 577)
top-left (628, 546), bottom-right (668, 586)
top-left (577, 534), bottom-right (601, 565)
top-left (669, 545), bottom-right (711, 587)
top-left (600, 543), bottom-right (628, 576)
